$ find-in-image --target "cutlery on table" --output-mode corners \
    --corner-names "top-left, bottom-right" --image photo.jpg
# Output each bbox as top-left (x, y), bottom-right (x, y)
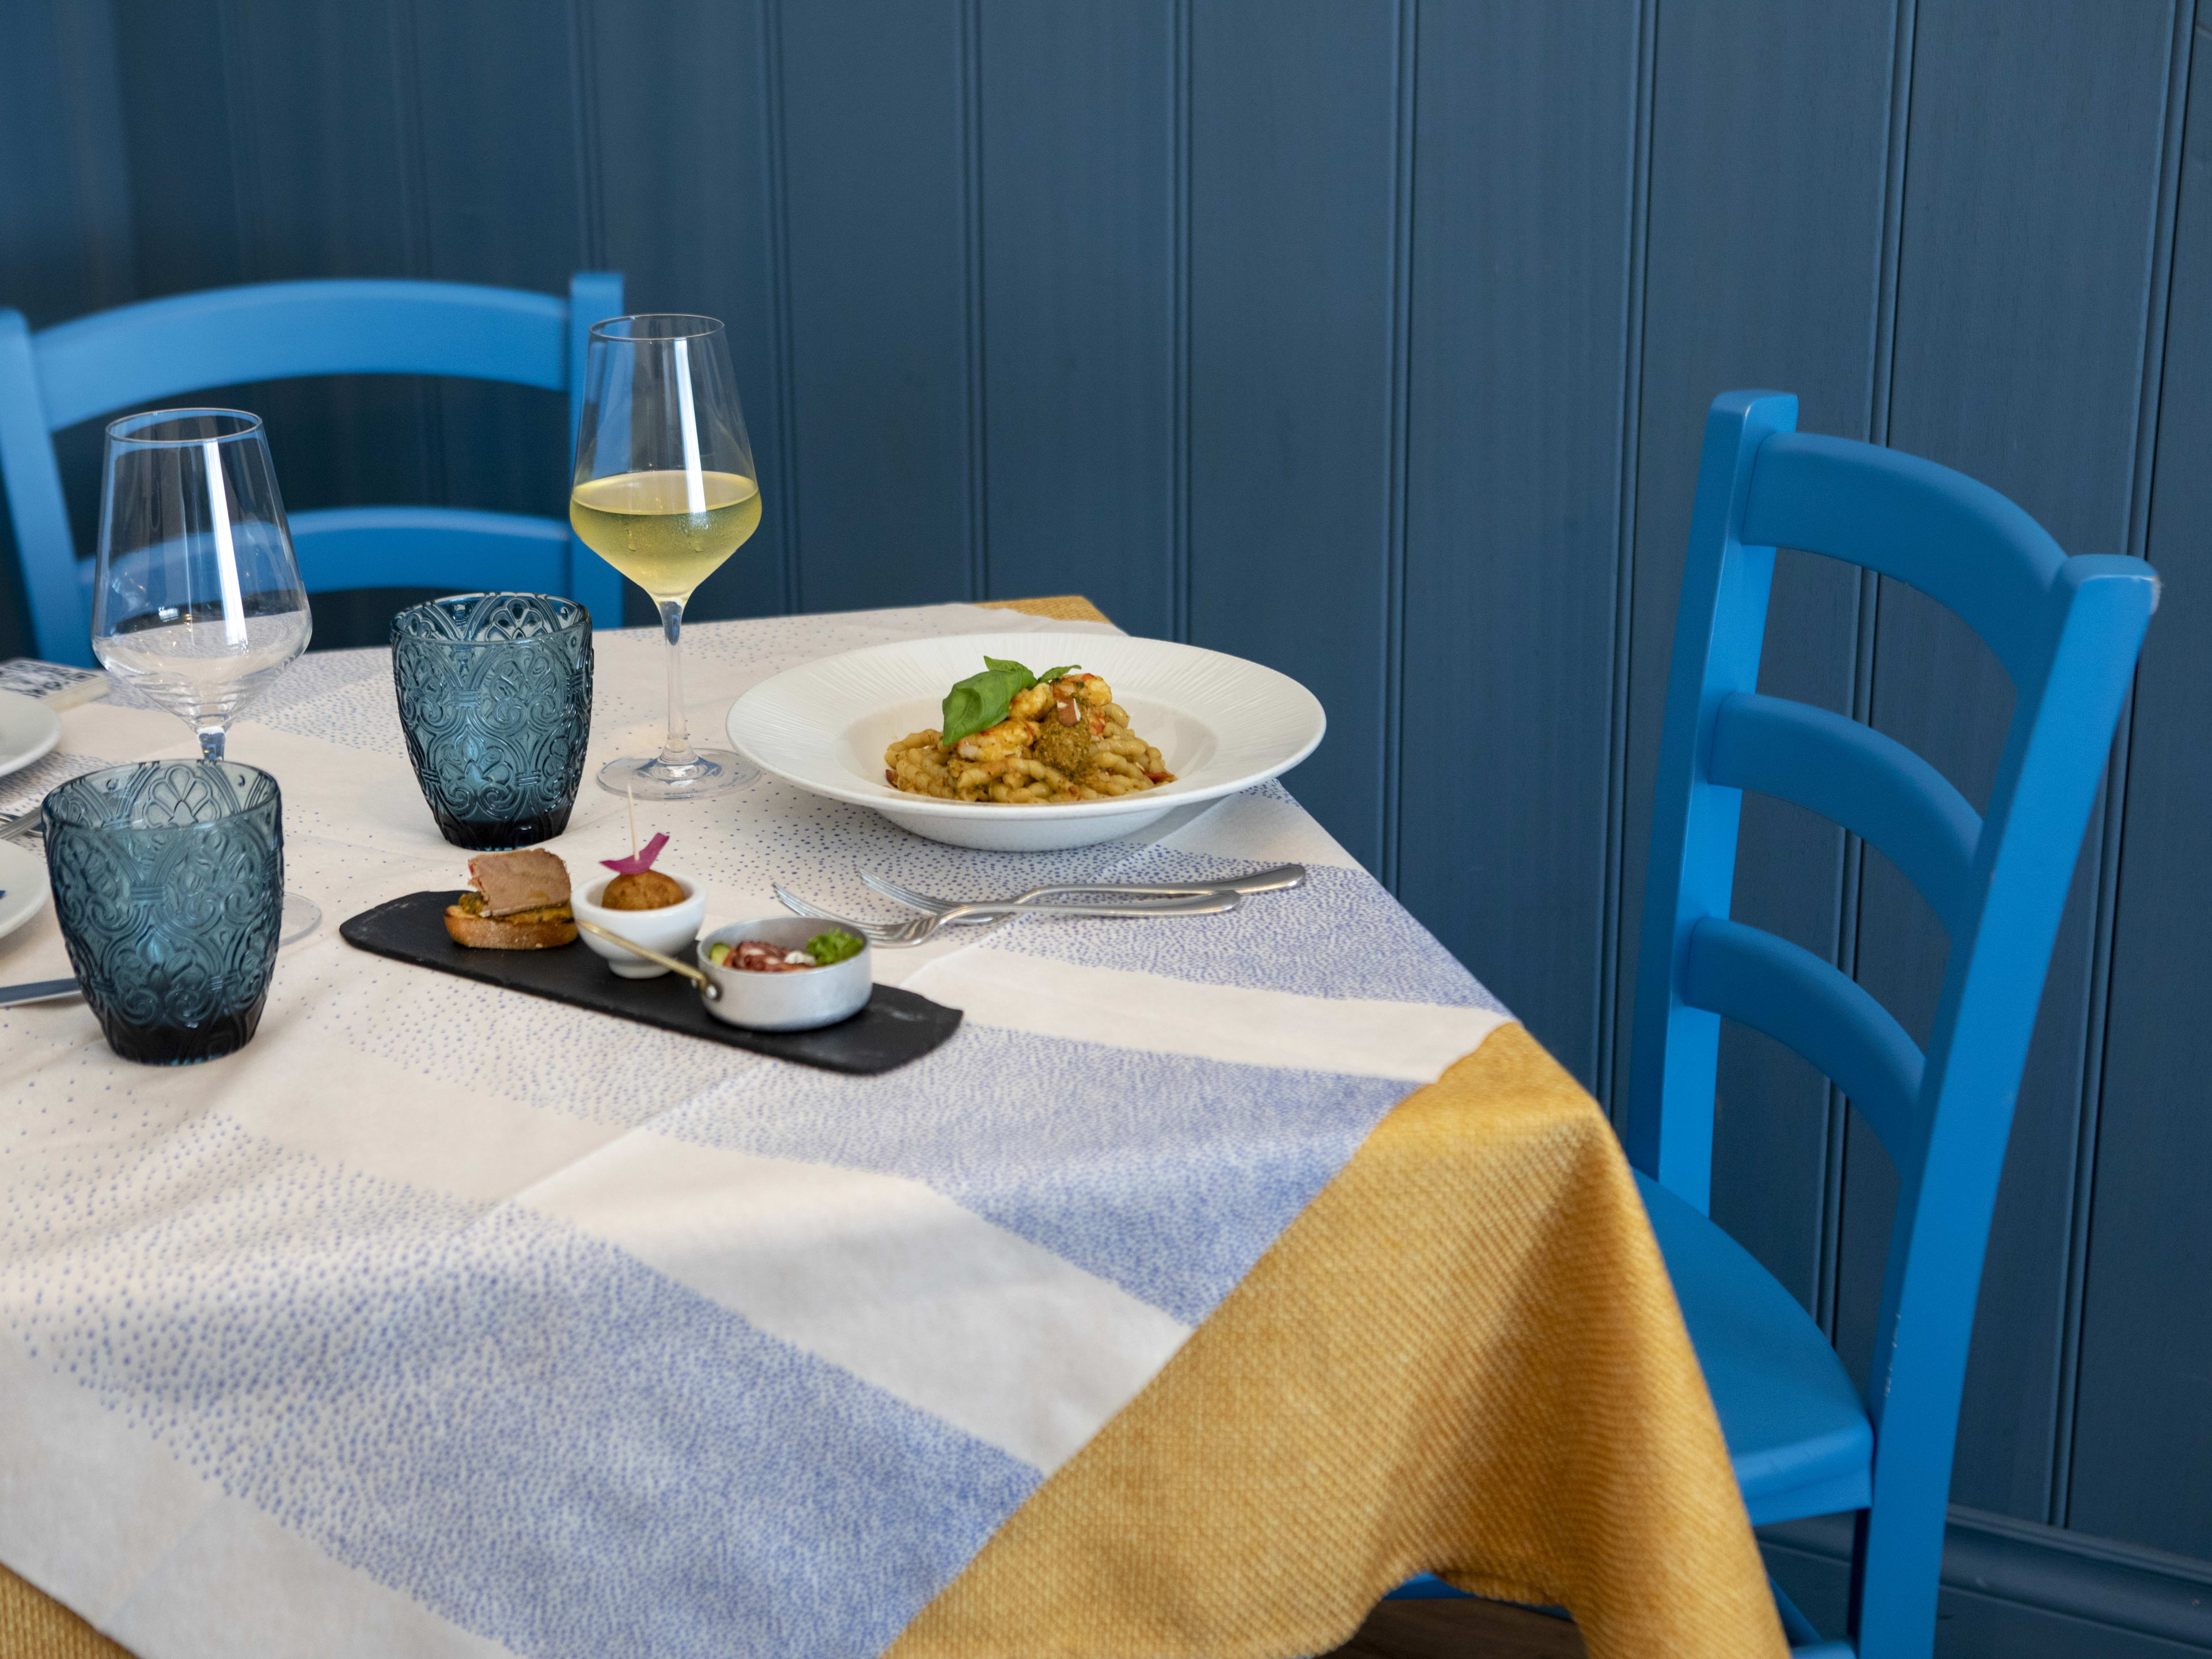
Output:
top-left (0, 979), bottom-right (79, 1007)
top-left (0, 809), bottom-right (41, 844)
top-left (774, 884), bottom-right (1242, 948)
top-left (859, 862), bottom-right (1304, 923)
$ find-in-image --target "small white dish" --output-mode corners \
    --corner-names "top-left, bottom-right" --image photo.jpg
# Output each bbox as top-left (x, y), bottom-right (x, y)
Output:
top-left (571, 870), bottom-right (707, 979)
top-left (0, 841), bottom-right (49, 943)
top-left (724, 630), bottom-right (1326, 853)
top-left (0, 691), bottom-right (61, 781)
top-left (697, 917), bottom-right (872, 1032)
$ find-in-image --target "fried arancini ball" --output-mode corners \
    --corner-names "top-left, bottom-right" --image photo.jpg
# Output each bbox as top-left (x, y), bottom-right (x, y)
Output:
top-left (602, 869), bottom-right (687, 910)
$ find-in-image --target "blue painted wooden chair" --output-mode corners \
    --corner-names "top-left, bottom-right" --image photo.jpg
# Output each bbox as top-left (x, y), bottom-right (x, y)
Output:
top-left (1623, 390), bottom-right (2156, 1654)
top-left (0, 273), bottom-right (626, 666)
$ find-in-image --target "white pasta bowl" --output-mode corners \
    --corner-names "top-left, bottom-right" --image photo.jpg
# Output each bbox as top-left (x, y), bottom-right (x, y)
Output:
top-left (724, 631), bottom-right (1326, 852)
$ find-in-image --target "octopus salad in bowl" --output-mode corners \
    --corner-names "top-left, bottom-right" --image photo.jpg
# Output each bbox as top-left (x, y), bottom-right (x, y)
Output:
top-left (724, 630), bottom-right (1324, 851)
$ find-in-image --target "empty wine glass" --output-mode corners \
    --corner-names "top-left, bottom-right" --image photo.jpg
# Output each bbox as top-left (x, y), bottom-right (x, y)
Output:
top-left (570, 315), bottom-right (761, 800)
top-left (92, 409), bottom-right (320, 942)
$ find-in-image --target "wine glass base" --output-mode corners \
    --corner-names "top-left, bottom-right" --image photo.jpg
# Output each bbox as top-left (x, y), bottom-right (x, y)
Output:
top-left (278, 891), bottom-right (321, 946)
top-left (597, 749), bottom-right (759, 801)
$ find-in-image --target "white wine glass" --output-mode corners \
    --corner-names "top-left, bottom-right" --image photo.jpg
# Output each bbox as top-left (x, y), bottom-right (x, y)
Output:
top-left (92, 408), bottom-right (320, 942)
top-left (569, 313), bottom-right (761, 800)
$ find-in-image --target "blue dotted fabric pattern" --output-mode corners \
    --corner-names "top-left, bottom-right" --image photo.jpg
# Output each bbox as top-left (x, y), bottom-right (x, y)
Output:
top-left (658, 1024), bottom-right (1412, 1327)
top-left (1, 1107), bottom-right (1035, 1659)
top-left (980, 850), bottom-right (1504, 1010)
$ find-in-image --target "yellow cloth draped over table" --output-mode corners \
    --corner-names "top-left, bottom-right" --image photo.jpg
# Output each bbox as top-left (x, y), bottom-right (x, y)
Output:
top-left (893, 1024), bottom-right (1783, 1658)
top-left (0, 596), bottom-right (1784, 1659)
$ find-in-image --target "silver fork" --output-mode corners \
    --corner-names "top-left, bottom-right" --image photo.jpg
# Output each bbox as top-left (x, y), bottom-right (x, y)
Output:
top-left (860, 862), bottom-right (1304, 922)
top-left (773, 883), bottom-right (1243, 948)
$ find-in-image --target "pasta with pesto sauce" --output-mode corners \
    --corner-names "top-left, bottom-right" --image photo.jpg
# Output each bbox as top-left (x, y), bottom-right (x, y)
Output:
top-left (885, 671), bottom-right (1175, 804)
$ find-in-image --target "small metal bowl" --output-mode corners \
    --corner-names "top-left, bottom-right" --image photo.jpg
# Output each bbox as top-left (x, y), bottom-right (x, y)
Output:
top-left (696, 916), bottom-right (872, 1032)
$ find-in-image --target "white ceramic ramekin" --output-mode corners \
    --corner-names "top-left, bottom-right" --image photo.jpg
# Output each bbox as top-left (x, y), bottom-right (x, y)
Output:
top-left (571, 870), bottom-right (707, 979)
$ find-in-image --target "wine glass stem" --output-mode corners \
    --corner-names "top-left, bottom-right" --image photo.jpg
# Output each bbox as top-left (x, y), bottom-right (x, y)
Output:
top-left (196, 724), bottom-right (226, 762)
top-left (657, 599), bottom-right (699, 767)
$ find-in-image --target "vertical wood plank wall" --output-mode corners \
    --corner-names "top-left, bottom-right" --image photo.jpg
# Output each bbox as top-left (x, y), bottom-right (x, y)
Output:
top-left (2, 0), bottom-right (2208, 1635)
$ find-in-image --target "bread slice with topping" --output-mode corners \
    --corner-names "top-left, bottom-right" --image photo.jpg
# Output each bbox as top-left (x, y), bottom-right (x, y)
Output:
top-left (444, 849), bottom-right (577, 949)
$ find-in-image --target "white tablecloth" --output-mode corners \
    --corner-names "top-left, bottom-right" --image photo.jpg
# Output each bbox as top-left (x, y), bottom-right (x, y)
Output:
top-left (0, 603), bottom-right (1510, 1659)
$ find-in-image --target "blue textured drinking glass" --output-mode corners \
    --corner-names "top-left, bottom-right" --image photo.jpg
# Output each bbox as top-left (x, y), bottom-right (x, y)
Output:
top-left (42, 761), bottom-right (284, 1066)
top-left (391, 592), bottom-right (594, 850)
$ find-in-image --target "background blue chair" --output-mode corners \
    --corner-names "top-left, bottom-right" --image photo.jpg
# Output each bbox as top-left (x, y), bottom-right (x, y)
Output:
top-left (0, 273), bottom-right (626, 666)
top-left (1625, 391), bottom-right (2156, 1654)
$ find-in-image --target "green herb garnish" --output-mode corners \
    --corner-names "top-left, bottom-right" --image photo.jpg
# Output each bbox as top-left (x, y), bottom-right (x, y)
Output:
top-left (939, 658), bottom-right (1082, 748)
top-left (806, 930), bottom-right (864, 966)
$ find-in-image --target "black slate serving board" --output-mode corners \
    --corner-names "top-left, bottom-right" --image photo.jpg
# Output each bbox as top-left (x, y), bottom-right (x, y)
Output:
top-left (340, 890), bottom-right (961, 1075)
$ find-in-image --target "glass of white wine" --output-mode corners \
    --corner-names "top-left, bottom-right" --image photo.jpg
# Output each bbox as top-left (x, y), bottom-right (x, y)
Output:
top-left (92, 408), bottom-right (320, 942)
top-left (569, 314), bottom-right (762, 800)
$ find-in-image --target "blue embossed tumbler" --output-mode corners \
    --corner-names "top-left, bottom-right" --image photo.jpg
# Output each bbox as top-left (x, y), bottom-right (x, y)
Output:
top-left (43, 761), bottom-right (284, 1065)
top-left (391, 592), bottom-right (594, 849)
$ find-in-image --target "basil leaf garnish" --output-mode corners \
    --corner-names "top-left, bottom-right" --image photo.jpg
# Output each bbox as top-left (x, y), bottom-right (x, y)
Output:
top-left (940, 658), bottom-right (1086, 748)
top-left (941, 667), bottom-right (1020, 747)
top-left (1036, 664), bottom-right (1081, 685)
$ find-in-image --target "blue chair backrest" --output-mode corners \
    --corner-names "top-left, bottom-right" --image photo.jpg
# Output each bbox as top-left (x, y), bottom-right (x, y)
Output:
top-left (0, 274), bottom-right (626, 665)
top-left (1628, 391), bottom-right (2156, 1654)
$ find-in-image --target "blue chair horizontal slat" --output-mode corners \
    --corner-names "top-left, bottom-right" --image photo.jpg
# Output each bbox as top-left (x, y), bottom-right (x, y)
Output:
top-left (289, 507), bottom-right (571, 597)
top-left (1682, 919), bottom-right (1926, 1187)
top-left (1, 272), bottom-right (624, 664)
top-left (1628, 390), bottom-right (2156, 1656)
top-left (1741, 433), bottom-right (2067, 688)
top-left (32, 280), bottom-right (568, 431)
top-left (1710, 691), bottom-right (1982, 937)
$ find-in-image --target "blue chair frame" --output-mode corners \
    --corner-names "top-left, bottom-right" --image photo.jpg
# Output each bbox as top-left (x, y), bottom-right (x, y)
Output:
top-left (0, 273), bottom-right (626, 665)
top-left (1625, 391), bottom-right (2156, 1654)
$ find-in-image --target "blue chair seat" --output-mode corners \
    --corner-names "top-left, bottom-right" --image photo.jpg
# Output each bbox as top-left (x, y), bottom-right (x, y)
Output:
top-left (1638, 1171), bottom-right (1872, 1525)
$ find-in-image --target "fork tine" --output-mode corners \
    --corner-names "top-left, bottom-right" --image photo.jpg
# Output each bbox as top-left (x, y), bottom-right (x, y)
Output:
top-left (859, 870), bottom-right (956, 915)
top-left (772, 884), bottom-right (926, 945)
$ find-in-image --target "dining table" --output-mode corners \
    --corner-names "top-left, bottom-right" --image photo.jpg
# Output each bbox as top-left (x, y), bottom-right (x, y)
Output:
top-left (0, 595), bottom-right (1787, 1659)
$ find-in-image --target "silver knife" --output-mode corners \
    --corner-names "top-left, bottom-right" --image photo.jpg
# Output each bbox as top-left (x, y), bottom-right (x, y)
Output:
top-left (0, 979), bottom-right (77, 1007)
top-left (0, 809), bottom-right (40, 843)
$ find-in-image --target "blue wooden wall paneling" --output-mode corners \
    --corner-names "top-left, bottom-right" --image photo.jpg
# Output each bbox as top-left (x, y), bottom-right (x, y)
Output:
top-left (1617, 0), bottom-right (1905, 1319)
top-left (1835, 0), bottom-right (2184, 1520)
top-left (585, 0), bottom-right (794, 624)
top-left (775, 0), bottom-right (977, 614)
top-left (218, 0), bottom-right (448, 516)
top-left (1185, 0), bottom-right (1402, 876)
top-left (411, 1), bottom-right (589, 538)
top-left (976, 0), bottom-right (1177, 643)
top-left (1395, 0), bottom-right (1646, 1092)
top-left (2070, 5), bottom-right (2212, 1562)
top-left (0, 0), bottom-right (133, 652)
